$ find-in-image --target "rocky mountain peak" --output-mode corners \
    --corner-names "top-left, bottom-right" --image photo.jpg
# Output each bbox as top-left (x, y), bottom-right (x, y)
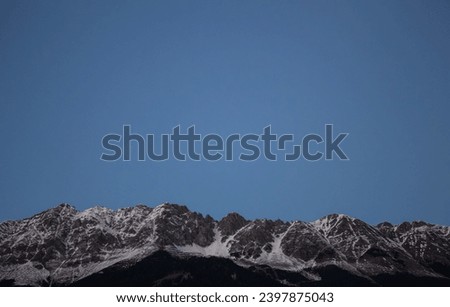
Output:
top-left (218, 212), bottom-right (248, 236)
top-left (376, 221), bottom-right (394, 228)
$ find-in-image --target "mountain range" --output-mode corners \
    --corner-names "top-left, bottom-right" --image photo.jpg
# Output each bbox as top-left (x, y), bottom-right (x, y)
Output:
top-left (0, 203), bottom-right (449, 286)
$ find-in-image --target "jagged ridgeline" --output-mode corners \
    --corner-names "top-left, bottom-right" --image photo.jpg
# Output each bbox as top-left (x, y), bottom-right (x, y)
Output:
top-left (0, 203), bottom-right (449, 286)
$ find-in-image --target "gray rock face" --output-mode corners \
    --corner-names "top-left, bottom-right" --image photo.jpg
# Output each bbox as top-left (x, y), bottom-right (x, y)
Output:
top-left (0, 203), bottom-right (449, 286)
top-left (281, 221), bottom-right (338, 262)
top-left (377, 220), bottom-right (450, 278)
top-left (311, 214), bottom-right (427, 276)
top-left (227, 219), bottom-right (289, 259)
top-left (218, 213), bottom-right (248, 237)
top-left (151, 204), bottom-right (215, 247)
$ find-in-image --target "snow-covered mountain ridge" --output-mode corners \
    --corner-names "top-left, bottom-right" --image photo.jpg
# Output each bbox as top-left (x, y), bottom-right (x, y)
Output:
top-left (1, 203), bottom-right (449, 286)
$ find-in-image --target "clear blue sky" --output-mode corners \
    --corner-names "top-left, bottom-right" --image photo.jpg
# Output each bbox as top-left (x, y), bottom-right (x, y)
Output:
top-left (1, 0), bottom-right (449, 225)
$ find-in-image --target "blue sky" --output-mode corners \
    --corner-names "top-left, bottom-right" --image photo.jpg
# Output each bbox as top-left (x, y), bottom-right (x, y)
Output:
top-left (1, 0), bottom-right (449, 225)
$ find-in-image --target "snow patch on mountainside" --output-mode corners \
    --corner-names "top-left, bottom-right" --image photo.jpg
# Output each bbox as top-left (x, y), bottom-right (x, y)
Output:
top-left (176, 227), bottom-right (230, 258)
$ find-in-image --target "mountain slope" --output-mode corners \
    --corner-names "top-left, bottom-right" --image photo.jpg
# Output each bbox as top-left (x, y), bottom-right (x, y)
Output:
top-left (0, 203), bottom-right (449, 286)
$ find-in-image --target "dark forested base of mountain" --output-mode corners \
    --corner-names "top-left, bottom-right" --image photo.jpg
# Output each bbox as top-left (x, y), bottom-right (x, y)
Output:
top-left (71, 251), bottom-right (450, 287)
